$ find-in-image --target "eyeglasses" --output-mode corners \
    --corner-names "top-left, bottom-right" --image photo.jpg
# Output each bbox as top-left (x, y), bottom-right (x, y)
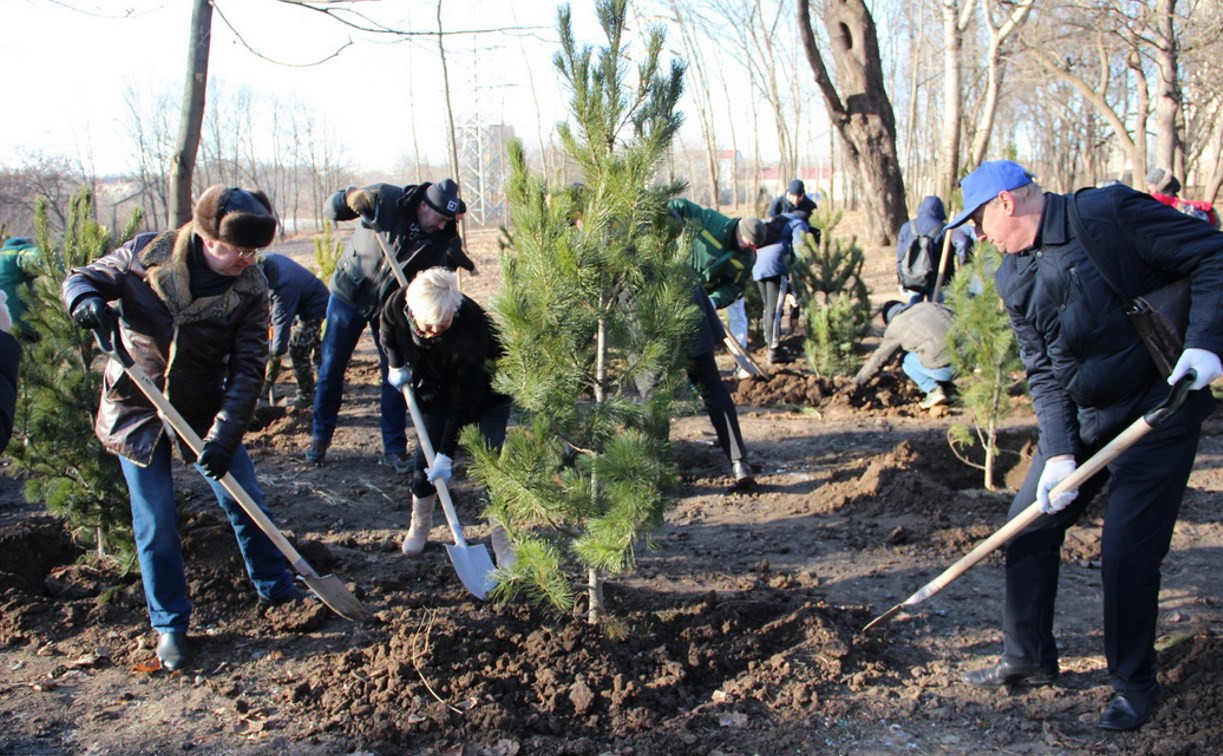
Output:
top-left (232, 245), bottom-right (263, 259)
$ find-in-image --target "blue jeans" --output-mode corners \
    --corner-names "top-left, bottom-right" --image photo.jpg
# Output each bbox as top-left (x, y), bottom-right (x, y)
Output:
top-left (311, 294), bottom-right (408, 454)
top-left (119, 440), bottom-right (295, 633)
top-left (902, 352), bottom-right (952, 393)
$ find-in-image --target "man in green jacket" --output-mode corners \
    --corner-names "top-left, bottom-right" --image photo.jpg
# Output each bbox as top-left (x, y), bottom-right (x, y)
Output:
top-left (667, 199), bottom-right (763, 368)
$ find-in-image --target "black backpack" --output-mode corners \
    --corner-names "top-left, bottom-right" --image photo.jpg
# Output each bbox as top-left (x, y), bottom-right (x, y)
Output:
top-left (898, 233), bottom-right (942, 293)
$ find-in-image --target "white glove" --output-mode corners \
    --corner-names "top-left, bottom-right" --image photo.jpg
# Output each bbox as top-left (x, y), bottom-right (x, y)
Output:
top-left (387, 365), bottom-right (412, 390)
top-left (1168, 347), bottom-right (1222, 391)
top-left (0, 291), bottom-right (11, 333)
top-left (426, 453), bottom-right (453, 484)
top-left (1037, 456), bottom-right (1079, 515)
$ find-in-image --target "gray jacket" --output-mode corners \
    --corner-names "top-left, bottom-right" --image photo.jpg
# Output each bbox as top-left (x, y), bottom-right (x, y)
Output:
top-left (854, 302), bottom-right (953, 385)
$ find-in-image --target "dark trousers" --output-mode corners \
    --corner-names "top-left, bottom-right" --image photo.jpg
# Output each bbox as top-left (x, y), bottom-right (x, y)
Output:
top-left (1002, 408), bottom-right (1202, 694)
top-left (410, 399), bottom-right (512, 499)
top-left (686, 349), bottom-right (746, 465)
top-left (756, 276), bottom-right (783, 348)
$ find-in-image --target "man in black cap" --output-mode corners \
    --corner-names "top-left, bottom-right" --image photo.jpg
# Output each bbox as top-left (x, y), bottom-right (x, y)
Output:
top-left (62, 185), bottom-right (303, 671)
top-left (767, 179), bottom-right (817, 220)
top-left (307, 178), bottom-right (474, 470)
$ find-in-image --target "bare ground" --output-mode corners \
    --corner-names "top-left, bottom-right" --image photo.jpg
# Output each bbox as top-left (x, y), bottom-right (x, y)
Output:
top-left (0, 224), bottom-right (1219, 755)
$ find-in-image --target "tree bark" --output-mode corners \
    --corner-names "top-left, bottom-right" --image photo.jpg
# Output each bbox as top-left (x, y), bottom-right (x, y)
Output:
top-left (797, 0), bottom-right (906, 246)
top-left (169, 0), bottom-right (212, 228)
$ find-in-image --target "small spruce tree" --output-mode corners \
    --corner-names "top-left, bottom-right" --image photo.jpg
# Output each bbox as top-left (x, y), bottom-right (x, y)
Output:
top-left (465, 0), bottom-right (694, 624)
top-left (944, 244), bottom-right (1023, 490)
top-left (9, 188), bottom-right (142, 565)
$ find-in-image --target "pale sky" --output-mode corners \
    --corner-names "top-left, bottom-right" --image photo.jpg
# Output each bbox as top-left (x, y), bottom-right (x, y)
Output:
top-left (4, 0), bottom-right (679, 176)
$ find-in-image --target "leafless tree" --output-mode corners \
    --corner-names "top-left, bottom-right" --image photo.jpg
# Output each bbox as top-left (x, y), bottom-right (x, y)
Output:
top-left (169, 0), bottom-right (213, 228)
top-left (798, 0), bottom-right (906, 245)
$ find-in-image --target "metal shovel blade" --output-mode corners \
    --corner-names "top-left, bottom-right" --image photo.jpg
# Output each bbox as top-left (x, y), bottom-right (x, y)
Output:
top-left (444, 542), bottom-right (497, 599)
top-left (301, 573), bottom-right (369, 622)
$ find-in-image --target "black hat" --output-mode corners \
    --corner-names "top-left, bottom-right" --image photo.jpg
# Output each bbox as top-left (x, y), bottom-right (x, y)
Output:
top-left (881, 300), bottom-right (906, 325)
top-left (737, 217), bottom-right (766, 247)
top-left (423, 179), bottom-right (466, 218)
top-left (787, 179), bottom-right (805, 196)
top-left (193, 185), bottom-right (277, 249)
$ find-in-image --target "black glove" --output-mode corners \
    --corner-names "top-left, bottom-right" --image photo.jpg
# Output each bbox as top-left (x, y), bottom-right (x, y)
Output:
top-left (197, 441), bottom-right (235, 479)
top-left (446, 236), bottom-right (476, 273)
top-left (71, 296), bottom-right (118, 334)
top-left (345, 188), bottom-right (376, 218)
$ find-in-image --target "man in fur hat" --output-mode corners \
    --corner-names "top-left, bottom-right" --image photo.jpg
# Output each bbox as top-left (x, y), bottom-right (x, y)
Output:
top-left (62, 185), bottom-right (303, 672)
top-left (307, 178), bottom-right (474, 472)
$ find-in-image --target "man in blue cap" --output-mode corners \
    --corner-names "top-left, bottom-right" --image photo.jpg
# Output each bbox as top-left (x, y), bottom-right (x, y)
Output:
top-left (947, 160), bottom-right (1223, 731)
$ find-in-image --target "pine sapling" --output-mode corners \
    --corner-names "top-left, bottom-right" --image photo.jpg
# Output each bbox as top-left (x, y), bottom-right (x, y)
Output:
top-left (944, 244), bottom-right (1023, 490)
top-left (466, 0), bottom-right (694, 626)
top-left (8, 188), bottom-right (142, 566)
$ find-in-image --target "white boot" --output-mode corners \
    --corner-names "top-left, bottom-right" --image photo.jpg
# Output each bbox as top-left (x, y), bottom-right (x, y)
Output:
top-left (401, 495), bottom-right (437, 555)
top-left (489, 525), bottom-right (517, 569)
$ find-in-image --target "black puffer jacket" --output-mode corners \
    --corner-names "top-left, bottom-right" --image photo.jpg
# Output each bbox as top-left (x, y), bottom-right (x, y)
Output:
top-left (996, 185), bottom-right (1223, 456)
top-left (325, 182), bottom-right (472, 319)
top-left (380, 289), bottom-right (508, 458)
top-left (61, 229), bottom-right (269, 466)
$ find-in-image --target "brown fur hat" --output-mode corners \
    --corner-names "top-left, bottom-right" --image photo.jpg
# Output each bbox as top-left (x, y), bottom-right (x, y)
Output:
top-left (193, 186), bottom-right (277, 249)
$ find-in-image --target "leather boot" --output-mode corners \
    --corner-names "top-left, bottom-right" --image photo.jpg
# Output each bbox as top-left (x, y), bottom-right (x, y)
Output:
top-left (490, 525), bottom-right (517, 569)
top-left (401, 495), bottom-right (437, 555)
top-left (156, 631), bottom-right (189, 671)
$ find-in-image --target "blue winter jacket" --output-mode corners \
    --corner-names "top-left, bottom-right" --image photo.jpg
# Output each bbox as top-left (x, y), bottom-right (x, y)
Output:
top-left (259, 253), bottom-right (330, 355)
top-left (995, 185), bottom-right (1223, 457)
top-left (752, 214), bottom-right (811, 281)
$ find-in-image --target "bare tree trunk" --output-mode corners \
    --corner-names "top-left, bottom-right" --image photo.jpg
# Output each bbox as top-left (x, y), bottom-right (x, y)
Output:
top-left (1152, 0), bottom-right (1183, 179)
top-left (798, 0), bottom-right (906, 245)
top-left (169, 0), bottom-right (212, 228)
top-left (938, 0), bottom-right (964, 200)
top-left (669, 0), bottom-right (721, 207)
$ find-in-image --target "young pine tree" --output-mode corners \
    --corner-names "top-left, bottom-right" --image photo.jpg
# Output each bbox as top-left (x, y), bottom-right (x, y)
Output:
top-left (788, 213), bottom-right (871, 376)
top-left (944, 244), bottom-right (1023, 490)
top-left (8, 189), bottom-right (142, 565)
top-left (465, 0), bottom-right (695, 624)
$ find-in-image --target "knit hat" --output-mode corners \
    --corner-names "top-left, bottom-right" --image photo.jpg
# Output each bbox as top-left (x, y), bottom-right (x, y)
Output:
top-left (193, 186), bottom-right (277, 249)
top-left (881, 300), bottom-right (906, 325)
top-left (787, 179), bottom-right (805, 196)
top-left (738, 217), bottom-right (766, 247)
top-left (423, 178), bottom-right (466, 218)
top-left (1146, 168), bottom-right (1179, 195)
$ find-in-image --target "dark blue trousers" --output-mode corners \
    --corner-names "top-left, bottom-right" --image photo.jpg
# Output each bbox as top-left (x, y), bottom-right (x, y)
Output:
top-left (1001, 406), bottom-right (1203, 694)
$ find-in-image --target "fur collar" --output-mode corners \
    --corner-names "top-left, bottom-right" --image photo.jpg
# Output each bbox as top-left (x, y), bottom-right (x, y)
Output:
top-left (141, 225), bottom-right (267, 324)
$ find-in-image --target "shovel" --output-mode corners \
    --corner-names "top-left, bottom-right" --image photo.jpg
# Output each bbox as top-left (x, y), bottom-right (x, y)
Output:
top-left (724, 333), bottom-right (765, 379)
top-left (863, 371), bottom-right (1196, 633)
top-left (94, 326), bottom-right (369, 622)
top-left (370, 230), bottom-right (498, 599)
top-left (401, 385), bottom-right (498, 599)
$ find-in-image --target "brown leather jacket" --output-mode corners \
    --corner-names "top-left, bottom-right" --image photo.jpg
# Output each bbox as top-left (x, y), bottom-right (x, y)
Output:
top-left (61, 227), bottom-right (270, 466)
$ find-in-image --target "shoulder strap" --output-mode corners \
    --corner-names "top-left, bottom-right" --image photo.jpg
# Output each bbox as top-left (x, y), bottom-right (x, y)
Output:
top-left (1066, 189), bottom-right (1132, 305)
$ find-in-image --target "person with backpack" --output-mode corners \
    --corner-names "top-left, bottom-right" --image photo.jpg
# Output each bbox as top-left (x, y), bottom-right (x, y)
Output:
top-left (895, 196), bottom-right (973, 303)
top-left (753, 213), bottom-right (818, 364)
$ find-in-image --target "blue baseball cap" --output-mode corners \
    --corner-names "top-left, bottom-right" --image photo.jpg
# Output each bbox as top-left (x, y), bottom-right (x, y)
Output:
top-left (946, 160), bottom-right (1035, 229)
